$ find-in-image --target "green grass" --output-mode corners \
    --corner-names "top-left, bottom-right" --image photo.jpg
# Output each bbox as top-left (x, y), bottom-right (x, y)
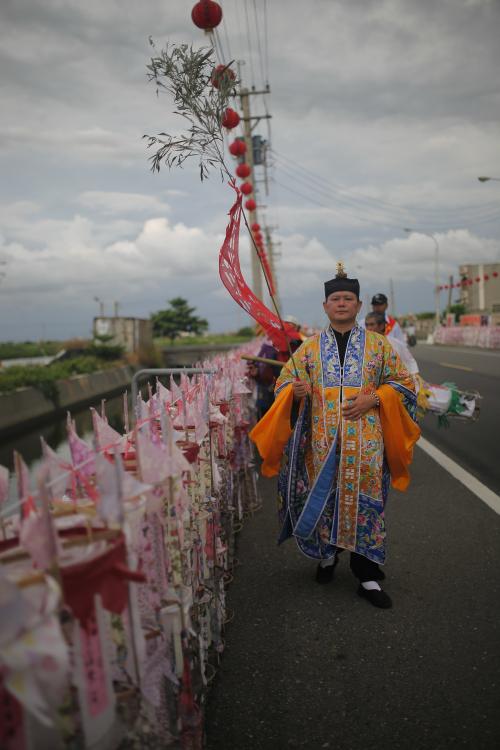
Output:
top-left (0, 356), bottom-right (120, 401)
top-left (0, 340), bottom-right (63, 360)
top-left (154, 333), bottom-right (255, 347)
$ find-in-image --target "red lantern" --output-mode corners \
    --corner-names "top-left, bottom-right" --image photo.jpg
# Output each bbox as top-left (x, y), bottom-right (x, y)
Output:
top-left (236, 163), bottom-right (251, 179)
top-left (191, 0), bottom-right (222, 30)
top-left (211, 64), bottom-right (236, 89)
top-left (229, 139), bottom-right (246, 157)
top-left (221, 108), bottom-right (240, 129)
top-left (240, 181), bottom-right (253, 195)
top-left (468, 279), bottom-right (474, 285)
top-left (493, 271), bottom-right (499, 278)
top-left (251, 222), bottom-right (260, 231)
top-left (484, 274), bottom-right (489, 280)
top-left (245, 198), bottom-right (257, 211)
top-left (475, 276), bottom-right (481, 282)
top-left (253, 231), bottom-right (263, 243)
top-left (444, 285), bottom-right (449, 290)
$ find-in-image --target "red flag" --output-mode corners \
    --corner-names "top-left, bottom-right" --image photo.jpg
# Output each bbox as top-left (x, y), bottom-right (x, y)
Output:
top-left (218, 185), bottom-right (298, 352)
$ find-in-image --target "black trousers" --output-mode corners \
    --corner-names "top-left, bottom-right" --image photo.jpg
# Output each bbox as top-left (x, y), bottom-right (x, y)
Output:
top-left (349, 551), bottom-right (382, 582)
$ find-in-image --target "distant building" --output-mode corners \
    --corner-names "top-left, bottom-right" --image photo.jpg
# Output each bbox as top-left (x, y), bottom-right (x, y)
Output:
top-left (459, 262), bottom-right (500, 324)
top-left (93, 317), bottom-right (152, 353)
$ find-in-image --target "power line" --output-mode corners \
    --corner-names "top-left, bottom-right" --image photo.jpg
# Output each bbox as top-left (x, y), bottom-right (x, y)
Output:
top-left (272, 156), bottom-right (412, 228)
top-left (273, 171), bottom-right (500, 233)
top-left (213, 28), bottom-right (226, 64)
top-left (272, 149), bottom-right (500, 227)
top-left (243, 0), bottom-right (256, 86)
top-left (272, 178), bottom-right (405, 231)
top-left (263, 0), bottom-right (270, 84)
top-left (208, 29), bottom-right (223, 66)
top-left (220, 10), bottom-right (233, 62)
top-left (252, 0), bottom-right (267, 89)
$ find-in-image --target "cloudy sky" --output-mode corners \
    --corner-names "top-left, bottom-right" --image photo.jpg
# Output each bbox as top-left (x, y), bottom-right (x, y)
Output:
top-left (1, 0), bottom-right (499, 339)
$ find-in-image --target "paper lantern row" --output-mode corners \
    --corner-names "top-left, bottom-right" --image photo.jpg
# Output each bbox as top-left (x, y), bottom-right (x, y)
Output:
top-left (439, 272), bottom-right (498, 290)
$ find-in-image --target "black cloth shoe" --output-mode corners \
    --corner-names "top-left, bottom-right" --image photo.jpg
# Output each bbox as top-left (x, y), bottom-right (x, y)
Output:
top-left (357, 584), bottom-right (392, 609)
top-left (315, 557), bottom-right (338, 584)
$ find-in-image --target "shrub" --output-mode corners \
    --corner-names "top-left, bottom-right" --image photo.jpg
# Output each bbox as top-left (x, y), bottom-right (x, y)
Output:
top-left (0, 356), bottom-right (118, 403)
top-left (236, 326), bottom-right (255, 338)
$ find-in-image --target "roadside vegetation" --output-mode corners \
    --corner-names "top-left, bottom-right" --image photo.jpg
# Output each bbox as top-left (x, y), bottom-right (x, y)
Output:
top-left (154, 328), bottom-right (255, 348)
top-left (0, 338), bottom-right (126, 402)
top-left (0, 340), bottom-right (63, 359)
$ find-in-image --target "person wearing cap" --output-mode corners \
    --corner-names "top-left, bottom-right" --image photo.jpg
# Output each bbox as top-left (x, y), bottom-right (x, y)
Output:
top-left (364, 293), bottom-right (406, 344)
top-left (282, 314), bottom-right (307, 342)
top-left (250, 264), bottom-right (420, 609)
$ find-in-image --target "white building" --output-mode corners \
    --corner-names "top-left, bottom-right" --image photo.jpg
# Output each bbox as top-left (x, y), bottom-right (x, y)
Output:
top-left (93, 317), bottom-right (152, 353)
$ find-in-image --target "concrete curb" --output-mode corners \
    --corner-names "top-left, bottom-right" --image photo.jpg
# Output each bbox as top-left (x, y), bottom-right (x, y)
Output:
top-left (0, 365), bottom-right (135, 438)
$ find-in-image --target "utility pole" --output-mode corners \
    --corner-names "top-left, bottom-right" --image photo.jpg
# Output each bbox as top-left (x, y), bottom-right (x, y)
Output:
top-left (94, 296), bottom-right (104, 317)
top-left (264, 225), bottom-right (281, 314)
top-left (447, 275), bottom-right (453, 313)
top-left (237, 76), bottom-right (271, 302)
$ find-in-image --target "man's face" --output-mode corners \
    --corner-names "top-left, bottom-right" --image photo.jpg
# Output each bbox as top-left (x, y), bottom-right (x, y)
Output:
top-left (372, 302), bottom-right (387, 315)
top-left (323, 291), bottom-right (362, 325)
top-left (365, 317), bottom-right (385, 334)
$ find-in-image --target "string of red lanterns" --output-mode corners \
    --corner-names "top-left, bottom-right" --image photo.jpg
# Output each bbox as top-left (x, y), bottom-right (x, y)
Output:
top-left (211, 64), bottom-right (236, 89)
top-left (221, 107), bottom-right (240, 129)
top-left (235, 163), bottom-right (251, 179)
top-left (229, 139), bottom-right (246, 156)
top-left (438, 271), bottom-right (498, 291)
top-left (191, 4), bottom-right (277, 296)
top-left (191, 0), bottom-right (223, 30)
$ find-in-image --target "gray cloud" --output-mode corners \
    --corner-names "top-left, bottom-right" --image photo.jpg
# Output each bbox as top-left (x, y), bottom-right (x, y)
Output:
top-left (0, 0), bottom-right (499, 338)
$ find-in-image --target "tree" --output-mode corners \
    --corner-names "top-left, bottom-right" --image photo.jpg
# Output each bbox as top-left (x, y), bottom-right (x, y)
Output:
top-left (448, 303), bottom-right (466, 318)
top-left (151, 297), bottom-right (208, 342)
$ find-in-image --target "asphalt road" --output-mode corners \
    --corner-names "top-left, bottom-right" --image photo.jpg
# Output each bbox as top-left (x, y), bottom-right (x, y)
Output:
top-left (206, 449), bottom-right (500, 749)
top-left (414, 344), bottom-right (500, 494)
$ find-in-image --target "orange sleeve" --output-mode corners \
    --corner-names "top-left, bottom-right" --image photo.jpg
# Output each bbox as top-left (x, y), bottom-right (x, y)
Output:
top-left (377, 384), bottom-right (421, 491)
top-left (249, 384), bottom-right (294, 477)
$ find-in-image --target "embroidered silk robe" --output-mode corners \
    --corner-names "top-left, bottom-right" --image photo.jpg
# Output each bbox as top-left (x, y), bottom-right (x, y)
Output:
top-left (273, 323), bottom-right (418, 564)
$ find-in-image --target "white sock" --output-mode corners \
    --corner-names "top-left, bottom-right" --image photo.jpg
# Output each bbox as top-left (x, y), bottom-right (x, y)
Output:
top-left (319, 556), bottom-right (336, 568)
top-left (361, 580), bottom-right (381, 591)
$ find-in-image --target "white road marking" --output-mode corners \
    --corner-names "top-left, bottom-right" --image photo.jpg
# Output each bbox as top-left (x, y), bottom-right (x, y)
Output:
top-left (417, 437), bottom-right (500, 515)
top-left (438, 361), bottom-right (473, 372)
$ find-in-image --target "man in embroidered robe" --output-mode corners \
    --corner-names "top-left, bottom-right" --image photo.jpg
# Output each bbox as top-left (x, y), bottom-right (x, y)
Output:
top-left (250, 266), bottom-right (420, 609)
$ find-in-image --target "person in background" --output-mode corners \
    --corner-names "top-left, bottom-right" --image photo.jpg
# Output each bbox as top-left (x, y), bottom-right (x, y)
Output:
top-left (248, 316), bottom-right (302, 418)
top-left (405, 317), bottom-right (417, 347)
top-left (365, 312), bottom-right (419, 379)
top-left (361, 293), bottom-right (406, 343)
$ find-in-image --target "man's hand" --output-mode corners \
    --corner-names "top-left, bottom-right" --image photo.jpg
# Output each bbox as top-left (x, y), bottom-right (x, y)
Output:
top-left (342, 393), bottom-right (378, 420)
top-left (292, 379), bottom-right (310, 401)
